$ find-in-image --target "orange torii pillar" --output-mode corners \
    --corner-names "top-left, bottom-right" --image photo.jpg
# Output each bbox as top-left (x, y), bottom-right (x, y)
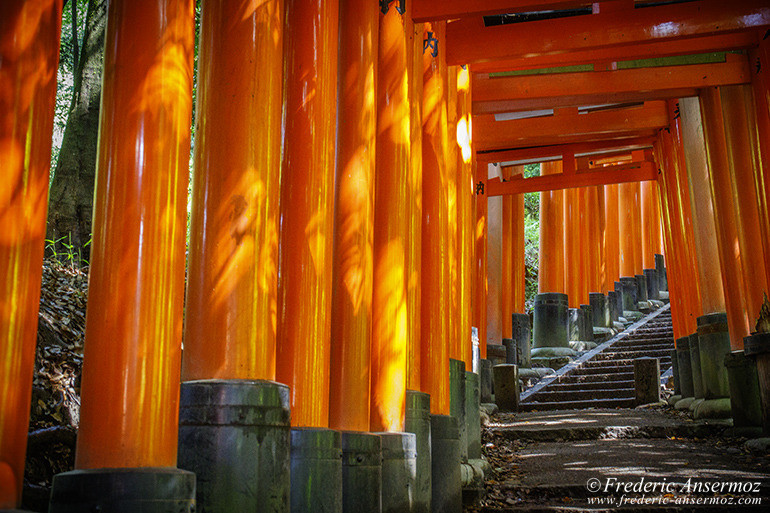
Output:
top-left (641, 181), bottom-right (662, 270)
top-left (421, 21), bottom-right (450, 417)
top-left (539, 162), bottom-right (566, 295)
top-left (49, 1), bottom-right (196, 510)
top-left (177, 1), bottom-right (289, 509)
top-left (406, 4), bottom-right (424, 396)
top-left (0, 1), bottom-right (61, 508)
top-left (618, 182), bottom-right (641, 277)
top-left (699, 88), bottom-right (752, 348)
top-left (328, 0), bottom-right (378, 435)
top-left (586, 185), bottom-right (603, 295)
top-left (456, 65), bottom-right (475, 369)
top-left (749, 38), bottom-right (770, 289)
top-left (500, 166), bottom-right (514, 339)
top-left (421, 21), bottom-right (463, 513)
top-left (564, 187), bottom-right (581, 308)
top-left (473, 163), bottom-right (489, 359)
top-left (277, 0), bottom-right (340, 509)
top-left (446, 66), bottom-right (460, 366)
top-left (404, 7), bottom-right (431, 512)
top-left (604, 184), bottom-right (621, 288)
top-left (656, 105), bottom-right (703, 338)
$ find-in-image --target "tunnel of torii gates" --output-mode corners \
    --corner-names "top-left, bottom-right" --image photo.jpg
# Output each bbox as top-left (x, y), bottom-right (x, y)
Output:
top-left (2, 0), bottom-right (770, 510)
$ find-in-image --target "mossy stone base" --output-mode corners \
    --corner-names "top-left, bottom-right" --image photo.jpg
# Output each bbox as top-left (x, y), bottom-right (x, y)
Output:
top-left (531, 346), bottom-right (576, 358)
top-left (693, 397), bottom-right (732, 420)
top-left (675, 397), bottom-right (695, 410)
top-left (530, 356), bottom-right (570, 370)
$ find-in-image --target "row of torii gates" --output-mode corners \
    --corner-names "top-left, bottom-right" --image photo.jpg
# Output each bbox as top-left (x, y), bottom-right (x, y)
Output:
top-left (2, 0), bottom-right (770, 512)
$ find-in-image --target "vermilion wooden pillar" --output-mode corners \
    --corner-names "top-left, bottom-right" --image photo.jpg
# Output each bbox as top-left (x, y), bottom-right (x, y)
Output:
top-left (678, 98), bottom-right (724, 317)
top-left (474, 162), bottom-right (488, 358)
top-left (512, 167), bottom-right (526, 314)
top-left (75, 0), bottom-right (194, 469)
top-left (700, 88), bottom-right (751, 349)
top-left (370, 5), bottom-right (409, 433)
top-left (578, 187), bottom-right (591, 302)
top-left (586, 185), bottom-right (602, 294)
top-left (604, 184), bottom-right (621, 291)
top-left (456, 65), bottom-right (474, 367)
top-left (500, 166), bottom-right (514, 338)
top-left (641, 180), bottom-right (662, 269)
top-left (749, 39), bottom-right (770, 289)
top-left (446, 65), bottom-right (460, 362)
top-left (539, 161), bottom-right (565, 294)
top-left (421, 21), bottom-right (450, 415)
top-left (720, 85), bottom-right (769, 327)
top-left (183, 0), bottom-right (284, 383)
top-left (564, 187), bottom-right (580, 307)
top-left (618, 182), bottom-right (641, 278)
top-left (328, 0), bottom-right (378, 432)
top-left (406, 5), bottom-right (423, 392)
top-left (0, 0), bottom-right (61, 505)
top-left (596, 185), bottom-right (608, 294)
top-left (277, 0), bottom-right (339, 428)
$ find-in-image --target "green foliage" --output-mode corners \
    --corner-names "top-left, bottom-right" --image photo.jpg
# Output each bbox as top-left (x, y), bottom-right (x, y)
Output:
top-left (45, 233), bottom-right (91, 269)
top-left (51, 0), bottom-right (90, 177)
top-left (522, 163), bottom-right (541, 312)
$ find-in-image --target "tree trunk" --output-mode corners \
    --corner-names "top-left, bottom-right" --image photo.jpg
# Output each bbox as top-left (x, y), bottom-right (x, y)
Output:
top-left (46, 0), bottom-right (107, 261)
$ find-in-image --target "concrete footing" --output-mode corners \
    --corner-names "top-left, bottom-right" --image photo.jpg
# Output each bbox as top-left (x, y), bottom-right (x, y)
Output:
top-left (177, 379), bottom-right (290, 513)
top-left (449, 359), bottom-right (468, 461)
top-left (620, 277), bottom-right (638, 312)
top-left (694, 313), bottom-right (732, 419)
top-left (479, 360), bottom-right (493, 403)
top-left (531, 293), bottom-right (574, 359)
top-left (464, 372), bottom-right (481, 460)
top-left (688, 333), bottom-right (705, 413)
top-left (654, 254), bottom-right (667, 291)
top-left (512, 313), bottom-right (531, 368)
top-left (670, 349), bottom-right (681, 396)
top-left (634, 357), bottom-right (660, 406)
top-left (405, 390), bottom-right (431, 513)
top-left (725, 350), bottom-right (763, 433)
top-left (430, 415), bottom-right (461, 513)
top-left (290, 428), bottom-right (342, 513)
top-left (486, 344), bottom-right (506, 366)
top-left (579, 305), bottom-right (594, 341)
top-left (675, 336), bottom-right (695, 401)
top-left (379, 432), bottom-right (417, 513)
top-left (49, 468), bottom-right (195, 513)
top-left (643, 268), bottom-right (659, 300)
top-left (634, 275), bottom-right (648, 304)
top-left (744, 333), bottom-right (770, 434)
top-left (341, 432), bottom-right (382, 513)
top-left (492, 364), bottom-right (519, 412)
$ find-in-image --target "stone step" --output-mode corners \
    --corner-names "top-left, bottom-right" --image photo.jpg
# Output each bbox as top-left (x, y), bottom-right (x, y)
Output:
top-left (519, 397), bottom-right (637, 411)
top-left (547, 379), bottom-right (635, 391)
top-left (613, 338), bottom-right (673, 347)
top-left (555, 372), bottom-right (635, 384)
top-left (575, 364), bottom-right (634, 375)
top-left (529, 388), bottom-right (635, 402)
top-left (593, 349), bottom-right (672, 360)
top-left (582, 357), bottom-right (671, 369)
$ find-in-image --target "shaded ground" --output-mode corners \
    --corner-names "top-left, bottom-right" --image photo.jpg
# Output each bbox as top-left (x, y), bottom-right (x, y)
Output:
top-left (469, 407), bottom-right (770, 512)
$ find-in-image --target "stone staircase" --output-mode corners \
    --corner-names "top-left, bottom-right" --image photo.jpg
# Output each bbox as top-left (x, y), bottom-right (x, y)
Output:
top-left (520, 305), bottom-right (674, 411)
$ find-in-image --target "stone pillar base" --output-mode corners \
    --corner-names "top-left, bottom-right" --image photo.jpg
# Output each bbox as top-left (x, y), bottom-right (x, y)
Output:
top-left (405, 390), bottom-right (431, 513)
top-left (378, 432), bottom-right (417, 513)
top-left (49, 468), bottom-right (195, 513)
top-left (668, 394), bottom-right (682, 406)
top-left (675, 397), bottom-right (695, 410)
top-left (290, 428), bottom-right (342, 513)
top-left (530, 356), bottom-right (570, 370)
top-left (693, 397), bottom-right (732, 419)
top-left (430, 415), bottom-right (461, 513)
top-left (341, 432), bottom-right (382, 513)
top-left (688, 397), bottom-right (705, 412)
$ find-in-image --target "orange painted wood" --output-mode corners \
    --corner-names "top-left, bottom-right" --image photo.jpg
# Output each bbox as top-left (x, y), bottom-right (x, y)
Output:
top-left (183, 0), bottom-right (284, 383)
top-left (511, 166), bottom-right (526, 313)
top-left (406, 4), bottom-right (424, 392)
top-left (446, 66), bottom-right (461, 363)
top-left (328, 0), bottom-right (378, 432)
top-left (447, 0), bottom-right (769, 66)
top-left (421, 21), bottom-right (450, 415)
top-left (477, 137), bottom-right (655, 164)
top-left (412, 0), bottom-right (596, 22)
top-left (618, 182), bottom-right (639, 278)
top-left (276, 0), bottom-right (339, 428)
top-left (474, 162), bottom-right (489, 357)
top-left (0, 0), bottom-right (61, 505)
top-left (588, 185), bottom-right (603, 294)
top-left (474, 101), bottom-right (669, 152)
top-left (720, 85), bottom-right (769, 337)
top-left (538, 162), bottom-right (566, 294)
top-left (371, 5), bottom-right (410, 432)
top-left (603, 184), bottom-right (620, 291)
top-left (700, 87), bottom-right (751, 349)
top-left (640, 180), bottom-right (660, 269)
top-left (501, 166), bottom-right (515, 337)
top-left (473, 58), bottom-right (751, 115)
top-left (470, 32), bottom-right (757, 74)
top-left (75, 0), bottom-right (194, 469)
top-left (749, 40), bottom-right (770, 289)
top-left (487, 161), bottom-right (657, 196)
top-left (677, 98), bottom-right (723, 319)
top-left (456, 65), bottom-right (475, 368)
top-left (564, 187), bottom-right (580, 307)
